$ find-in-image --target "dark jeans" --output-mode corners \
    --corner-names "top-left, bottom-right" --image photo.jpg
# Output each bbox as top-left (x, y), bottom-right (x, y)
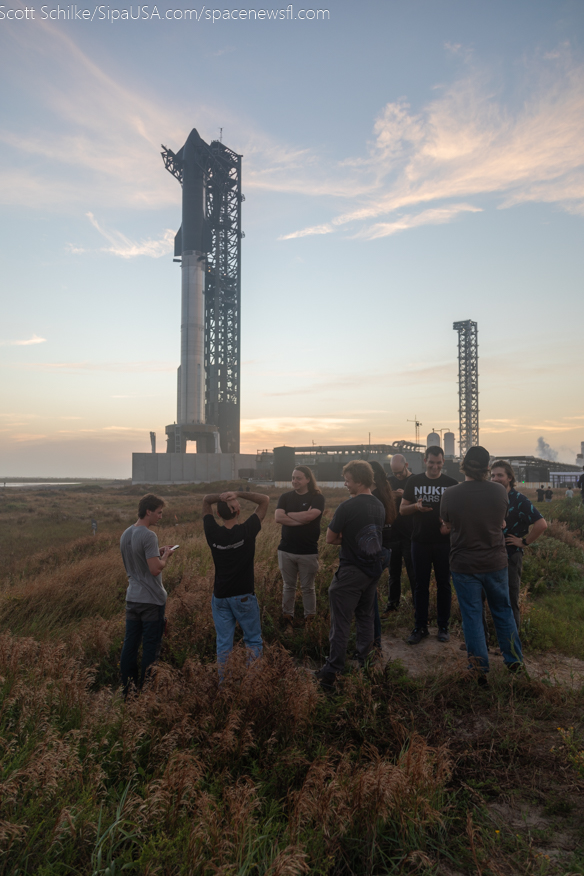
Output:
top-left (373, 548), bottom-right (390, 648)
top-left (387, 539), bottom-right (416, 605)
top-left (120, 601), bottom-right (166, 697)
top-left (507, 551), bottom-right (523, 631)
top-left (323, 564), bottom-right (379, 675)
top-left (411, 541), bottom-right (451, 628)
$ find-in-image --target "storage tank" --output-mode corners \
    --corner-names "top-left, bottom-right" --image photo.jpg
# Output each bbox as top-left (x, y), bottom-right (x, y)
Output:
top-left (426, 432), bottom-right (441, 449)
top-left (444, 432), bottom-right (455, 458)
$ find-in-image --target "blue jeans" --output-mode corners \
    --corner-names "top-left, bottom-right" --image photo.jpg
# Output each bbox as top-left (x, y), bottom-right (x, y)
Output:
top-left (411, 541), bottom-right (451, 628)
top-left (451, 567), bottom-right (523, 673)
top-left (120, 601), bottom-right (166, 697)
top-left (211, 593), bottom-right (263, 675)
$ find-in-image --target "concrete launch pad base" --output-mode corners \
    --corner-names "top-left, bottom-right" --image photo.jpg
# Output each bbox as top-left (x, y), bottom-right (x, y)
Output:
top-left (132, 452), bottom-right (257, 485)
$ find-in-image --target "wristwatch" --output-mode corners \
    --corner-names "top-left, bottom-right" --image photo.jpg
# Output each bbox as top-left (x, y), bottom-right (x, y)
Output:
top-left (521, 537), bottom-right (528, 546)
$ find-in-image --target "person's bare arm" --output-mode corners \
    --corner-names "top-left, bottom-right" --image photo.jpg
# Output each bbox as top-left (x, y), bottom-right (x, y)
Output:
top-left (202, 493), bottom-right (222, 515)
top-left (220, 490), bottom-right (270, 521)
top-left (326, 527), bottom-right (342, 545)
top-left (275, 508), bottom-right (303, 527)
top-left (505, 517), bottom-right (548, 548)
top-left (287, 508), bottom-right (323, 523)
top-left (400, 497), bottom-right (433, 516)
top-left (147, 545), bottom-right (173, 576)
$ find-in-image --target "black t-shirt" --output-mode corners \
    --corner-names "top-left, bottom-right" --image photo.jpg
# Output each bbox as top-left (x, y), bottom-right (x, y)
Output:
top-left (372, 487), bottom-right (393, 548)
top-left (277, 490), bottom-right (325, 554)
top-left (578, 474), bottom-right (584, 491)
top-left (203, 513), bottom-right (261, 598)
top-left (402, 472), bottom-right (458, 544)
top-left (387, 475), bottom-right (414, 540)
top-left (329, 494), bottom-right (385, 578)
top-left (536, 488), bottom-right (545, 502)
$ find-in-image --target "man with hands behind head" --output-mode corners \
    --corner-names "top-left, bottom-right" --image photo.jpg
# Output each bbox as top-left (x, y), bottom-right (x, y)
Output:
top-left (203, 489), bottom-right (269, 675)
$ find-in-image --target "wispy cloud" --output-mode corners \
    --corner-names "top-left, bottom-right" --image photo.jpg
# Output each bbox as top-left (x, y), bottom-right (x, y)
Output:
top-left (86, 212), bottom-right (174, 258)
top-left (278, 223), bottom-right (334, 240)
top-left (352, 204), bottom-right (482, 239)
top-left (0, 334), bottom-right (47, 347)
top-left (272, 47), bottom-right (584, 239)
top-left (20, 360), bottom-right (175, 373)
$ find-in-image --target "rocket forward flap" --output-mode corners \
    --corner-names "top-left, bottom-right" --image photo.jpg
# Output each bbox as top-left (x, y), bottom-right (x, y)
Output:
top-left (174, 226), bottom-right (182, 257)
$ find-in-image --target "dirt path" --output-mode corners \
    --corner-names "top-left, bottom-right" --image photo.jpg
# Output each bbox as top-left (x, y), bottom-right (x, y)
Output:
top-left (381, 627), bottom-right (584, 687)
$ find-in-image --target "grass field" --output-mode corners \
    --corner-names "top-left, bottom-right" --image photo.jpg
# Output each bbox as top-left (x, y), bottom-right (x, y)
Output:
top-left (0, 483), bottom-right (583, 875)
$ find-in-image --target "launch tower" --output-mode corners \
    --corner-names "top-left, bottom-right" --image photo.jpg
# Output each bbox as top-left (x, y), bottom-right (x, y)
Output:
top-left (453, 319), bottom-right (479, 458)
top-left (162, 129), bottom-right (243, 454)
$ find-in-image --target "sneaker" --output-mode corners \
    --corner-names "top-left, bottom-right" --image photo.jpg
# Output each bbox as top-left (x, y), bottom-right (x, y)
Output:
top-left (383, 602), bottom-right (399, 614)
top-left (437, 627), bottom-right (450, 643)
top-left (314, 667), bottom-right (336, 691)
top-left (477, 674), bottom-right (489, 688)
top-left (506, 661), bottom-right (523, 674)
top-left (281, 615), bottom-right (294, 635)
top-left (407, 627), bottom-right (429, 645)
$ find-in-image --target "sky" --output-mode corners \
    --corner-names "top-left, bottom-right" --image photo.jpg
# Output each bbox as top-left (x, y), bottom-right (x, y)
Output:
top-left (0, 0), bottom-right (583, 477)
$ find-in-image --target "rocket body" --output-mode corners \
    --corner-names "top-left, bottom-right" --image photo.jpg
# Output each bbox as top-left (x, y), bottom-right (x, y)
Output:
top-left (178, 253), bottom-right (205, 424)
top-left (175, 129), bottom-right (209, 426)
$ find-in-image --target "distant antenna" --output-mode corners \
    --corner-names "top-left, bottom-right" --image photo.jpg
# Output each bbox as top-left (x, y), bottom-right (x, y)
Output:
top-left (407, 415), bottom-right (422, 445)
top-left (219, 127), bottom-right (223, 143)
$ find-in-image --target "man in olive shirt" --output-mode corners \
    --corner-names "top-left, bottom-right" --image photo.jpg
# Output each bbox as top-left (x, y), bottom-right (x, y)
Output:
top-left (440, 446), bottom-right (523, 682)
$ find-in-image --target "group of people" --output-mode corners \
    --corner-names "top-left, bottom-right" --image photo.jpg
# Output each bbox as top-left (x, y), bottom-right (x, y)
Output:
top-left (119, 446), bottom-right (554, 696)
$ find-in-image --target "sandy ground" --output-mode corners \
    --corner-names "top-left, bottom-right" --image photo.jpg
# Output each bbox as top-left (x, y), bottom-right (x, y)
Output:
top-left (380, 627), bottom-right (584, 687)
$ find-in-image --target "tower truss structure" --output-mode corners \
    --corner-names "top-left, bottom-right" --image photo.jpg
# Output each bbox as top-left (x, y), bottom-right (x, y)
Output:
top-left (204, 141), bottom-right (242, 454)
top-left (453, 320), bottom-right (479, 457)
top-left (162, 132), bottom-right (243, 453)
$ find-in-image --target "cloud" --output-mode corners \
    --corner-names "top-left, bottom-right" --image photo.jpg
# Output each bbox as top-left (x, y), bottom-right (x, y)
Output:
top-left (86, 213), bottom-right (174, 259)
top-left (262, 361), bottom-right (456, 397)
top-left (21, 360), bottom-right (175, 373)
top-left (0, 334), bottom-right (47, 346)
top-left (353, 204), bottom-right (482, 239)
top-left (278, 223), bottom-right (334, 240)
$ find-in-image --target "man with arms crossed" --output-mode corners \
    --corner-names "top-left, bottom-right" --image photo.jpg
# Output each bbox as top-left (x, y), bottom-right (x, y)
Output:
top-left (120, 493), bottom-right (175, 698)
top-left (491, 460), bottom-right (547, 631)
top-left (315, 461), bottom-right (385, 691)
top-left (384, 453), bottom-right (416, 613)
top-left (400, 446), bottom-right (457, 644)
top-left (275, 466), bottom-right (325, 631)
top-left (203, 489), bottom-right (269, 675)
top-left (441, 446), bottom-right (523, 683)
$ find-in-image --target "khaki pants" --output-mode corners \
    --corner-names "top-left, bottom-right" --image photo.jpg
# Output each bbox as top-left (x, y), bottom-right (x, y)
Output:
top-left (278, 550), bottom-right (319, 617)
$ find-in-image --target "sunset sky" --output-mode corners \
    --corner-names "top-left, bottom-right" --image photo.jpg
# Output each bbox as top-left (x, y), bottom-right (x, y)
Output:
top-left (1, 0), bottom-right (583, 477)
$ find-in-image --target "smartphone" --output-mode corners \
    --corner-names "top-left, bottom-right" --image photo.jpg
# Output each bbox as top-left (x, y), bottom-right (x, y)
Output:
top-left (171, 544), bottom-right (180, 551)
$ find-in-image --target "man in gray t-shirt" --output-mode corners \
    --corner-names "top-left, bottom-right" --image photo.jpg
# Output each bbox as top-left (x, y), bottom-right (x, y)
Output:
top-left (119, 494), bottom-right (174, 697)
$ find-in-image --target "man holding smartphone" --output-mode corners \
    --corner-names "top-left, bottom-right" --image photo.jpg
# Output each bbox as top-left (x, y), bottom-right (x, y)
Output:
top-left (399, 446), bottom-right (457, 644)
top-left (119, 493), bottom-right (175, 698)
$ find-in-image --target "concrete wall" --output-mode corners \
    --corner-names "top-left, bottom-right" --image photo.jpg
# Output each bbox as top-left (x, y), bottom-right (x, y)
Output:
top-left (132, 453), bottom-right (257, 485)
